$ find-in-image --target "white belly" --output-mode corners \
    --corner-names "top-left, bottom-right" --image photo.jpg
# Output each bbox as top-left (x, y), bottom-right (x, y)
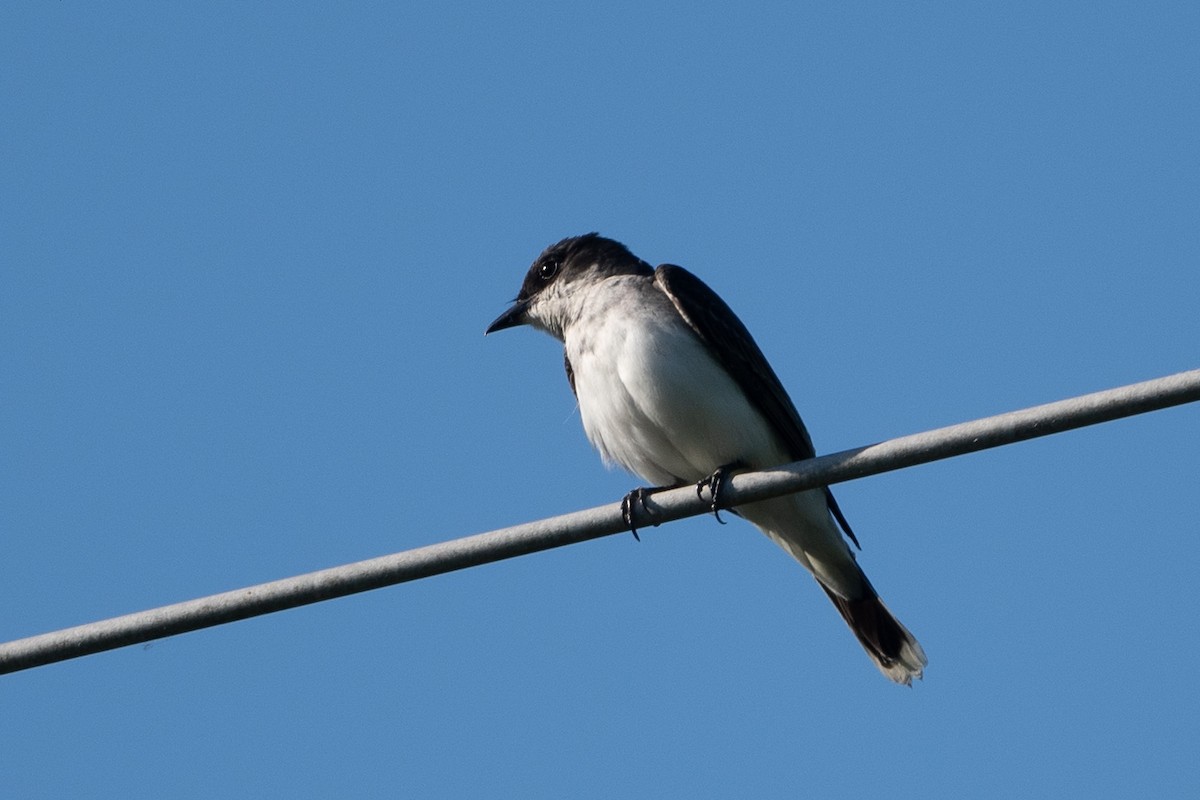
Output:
top-left (563, 287), bottom-right (861, 598)
top-left (566, 299), bottom-right (786, 486)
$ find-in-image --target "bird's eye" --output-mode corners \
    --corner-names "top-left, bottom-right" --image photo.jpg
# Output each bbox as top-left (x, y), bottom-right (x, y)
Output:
top-left (538, 260), bottom-right (559, 281)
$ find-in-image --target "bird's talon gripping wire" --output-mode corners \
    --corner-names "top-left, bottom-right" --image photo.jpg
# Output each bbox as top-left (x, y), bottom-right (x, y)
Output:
top-left (621, 487), bottom-right (651, 541)
top-left (696, 462), bottom-right (743, 525)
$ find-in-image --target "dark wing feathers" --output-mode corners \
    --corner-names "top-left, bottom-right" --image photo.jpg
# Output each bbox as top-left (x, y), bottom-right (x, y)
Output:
top-left (654, 264), bottom-right (860, 549)
top-left (563, 351), bottom-right (577, 398)
top-left (654, 264), bottom-right (815, 460)
top-left (824, 487), bottom-right (860, 549)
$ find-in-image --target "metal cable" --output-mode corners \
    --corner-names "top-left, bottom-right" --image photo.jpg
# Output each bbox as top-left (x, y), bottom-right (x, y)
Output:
top-left (2, 368), bottom-right (1197, 675)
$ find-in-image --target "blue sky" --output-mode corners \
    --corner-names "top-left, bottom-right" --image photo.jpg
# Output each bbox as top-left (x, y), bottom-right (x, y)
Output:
top-left (2, 2), bottom-right (1198, 797)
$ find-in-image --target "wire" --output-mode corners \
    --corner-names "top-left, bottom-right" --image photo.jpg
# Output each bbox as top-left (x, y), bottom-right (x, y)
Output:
top-left (2, 368), bottom-right (1198, 675)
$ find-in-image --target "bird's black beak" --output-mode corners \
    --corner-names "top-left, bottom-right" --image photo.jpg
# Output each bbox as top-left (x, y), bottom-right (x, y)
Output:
top-left (485, 298), bottom-right (531, 335)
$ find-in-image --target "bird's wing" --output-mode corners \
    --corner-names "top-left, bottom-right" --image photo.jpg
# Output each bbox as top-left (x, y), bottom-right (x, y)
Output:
top-left (654, 264), bottom-right (816, 460)
top-left (563, 351), bottom-right (577, 398)
top-left (654, 264), bottom-right (860, 548)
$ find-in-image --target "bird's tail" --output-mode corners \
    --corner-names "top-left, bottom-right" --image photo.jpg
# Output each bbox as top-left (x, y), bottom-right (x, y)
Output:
top-left (739, 491), bottom-right (926, 684)
top-left (819, 578), bottom-right (927, 686)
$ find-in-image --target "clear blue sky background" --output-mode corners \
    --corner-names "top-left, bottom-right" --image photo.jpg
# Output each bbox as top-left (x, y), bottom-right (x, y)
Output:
top-left (3, 3), bottom-right (1198, 798)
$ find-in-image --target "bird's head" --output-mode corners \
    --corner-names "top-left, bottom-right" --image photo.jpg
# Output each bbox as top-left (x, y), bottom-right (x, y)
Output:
top-left (485, 233), bottom-right (651, 339)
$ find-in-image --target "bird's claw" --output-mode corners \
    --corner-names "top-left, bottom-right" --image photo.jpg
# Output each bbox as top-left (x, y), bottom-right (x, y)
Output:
top-left (621, 487), bottom-right (652, 541)
top-left (696, 462), bottom-right (742, 524)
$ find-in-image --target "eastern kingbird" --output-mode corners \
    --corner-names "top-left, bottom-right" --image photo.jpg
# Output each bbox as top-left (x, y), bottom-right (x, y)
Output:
top-left (486, 233), bottom-right (926, 685)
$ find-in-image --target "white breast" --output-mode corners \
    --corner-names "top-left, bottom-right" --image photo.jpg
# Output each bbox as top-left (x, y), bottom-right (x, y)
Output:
top-left (563, 276), bottom-right (787, 487)
top-left (545, 273), bottom-right (858, 597)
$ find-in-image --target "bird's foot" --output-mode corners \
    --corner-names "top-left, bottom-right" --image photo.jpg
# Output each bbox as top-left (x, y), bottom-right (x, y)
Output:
top-left (621, 488), bottom-right (655, 541)
top-left (695, 461), bottom-right (744, 525)
top-left (620, 484), bottom-right (679, 541)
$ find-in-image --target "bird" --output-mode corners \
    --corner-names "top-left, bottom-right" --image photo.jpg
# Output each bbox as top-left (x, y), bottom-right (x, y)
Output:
top-left (485, 233), bottom-right (926, 684)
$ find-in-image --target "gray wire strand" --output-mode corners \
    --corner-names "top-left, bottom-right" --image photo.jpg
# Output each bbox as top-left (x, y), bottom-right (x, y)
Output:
top-left (3, 368), bottom-right (1198, 675)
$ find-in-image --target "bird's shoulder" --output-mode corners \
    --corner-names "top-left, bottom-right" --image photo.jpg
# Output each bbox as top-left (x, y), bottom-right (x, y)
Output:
top-left (652, 262), bottom-right (818, 463)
